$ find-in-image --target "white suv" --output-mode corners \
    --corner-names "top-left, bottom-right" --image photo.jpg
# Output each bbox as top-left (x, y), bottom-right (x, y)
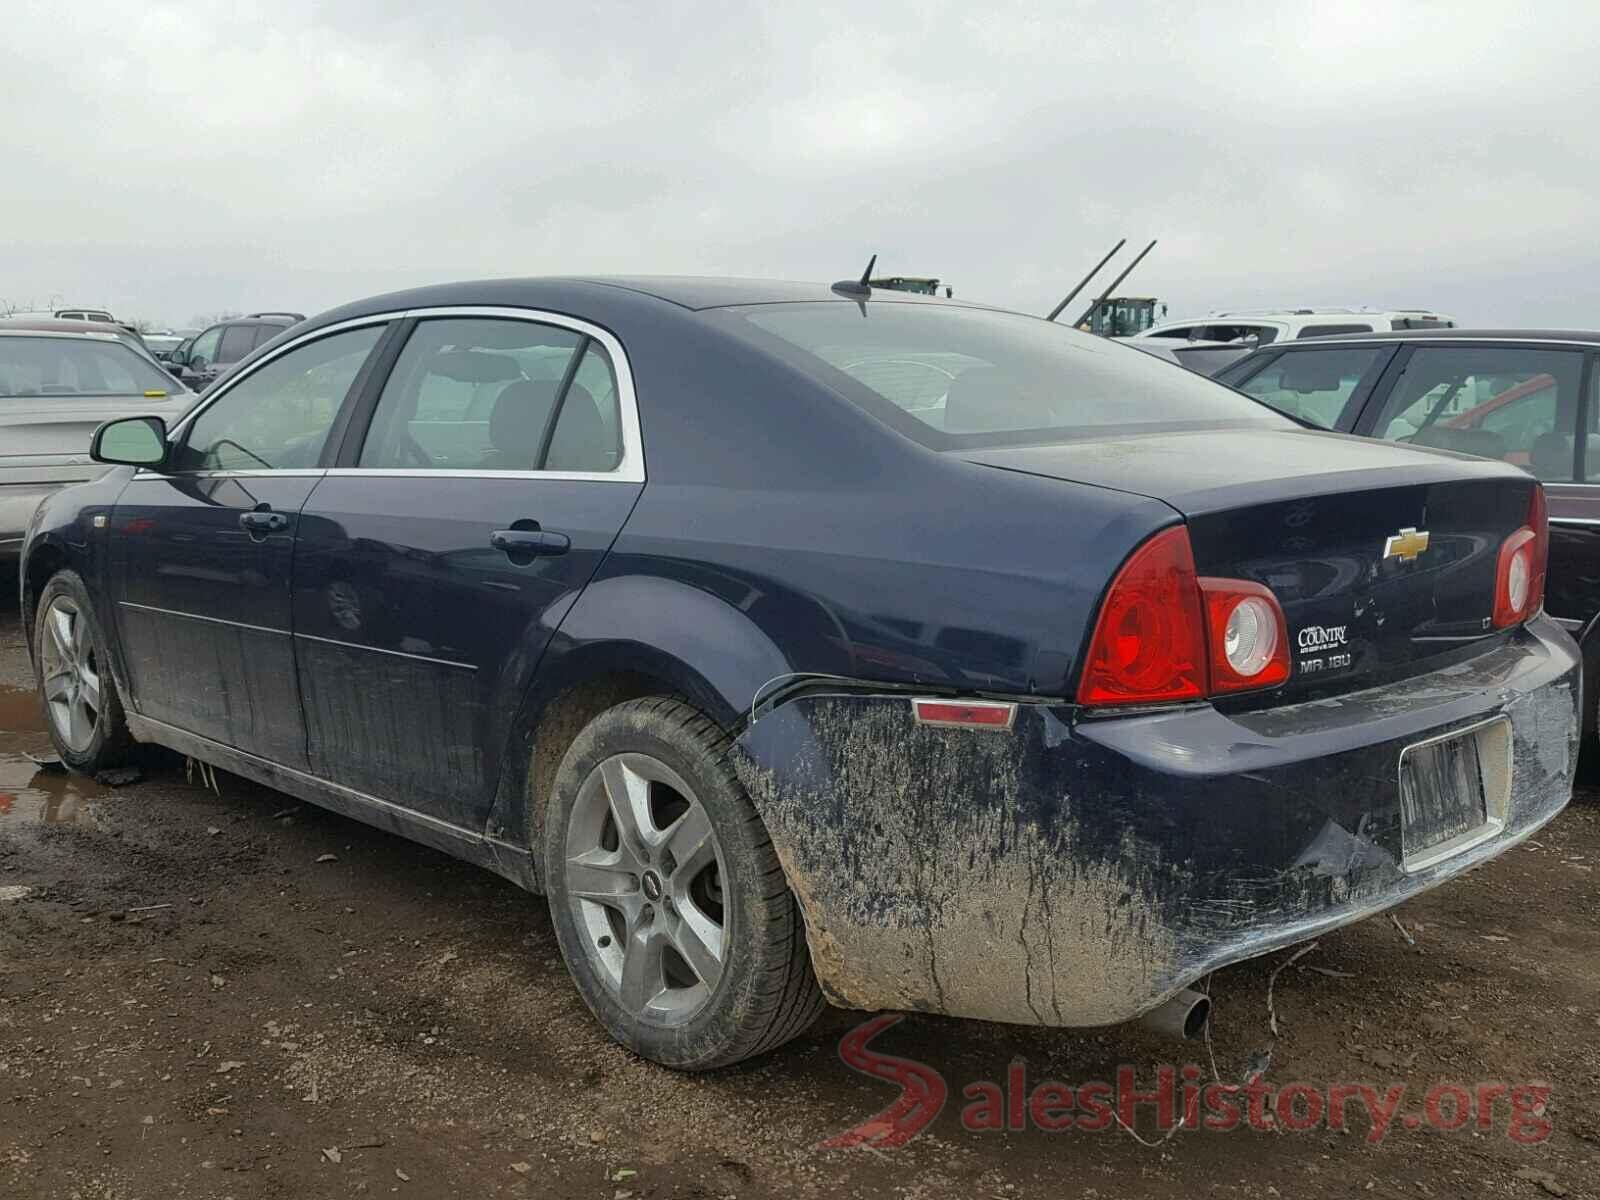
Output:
top-left (1131, 308), bottom-right (1454, 345)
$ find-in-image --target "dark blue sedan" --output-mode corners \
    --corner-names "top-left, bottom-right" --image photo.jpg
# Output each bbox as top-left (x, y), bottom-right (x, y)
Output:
top-left (18, 277), bottom-right (1580, 1068)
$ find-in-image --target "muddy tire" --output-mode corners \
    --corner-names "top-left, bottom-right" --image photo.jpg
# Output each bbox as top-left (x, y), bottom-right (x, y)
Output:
top-left (544, 697), bottom-right (825, 1069)
top-left (33, 569), bottom-right (134, 772)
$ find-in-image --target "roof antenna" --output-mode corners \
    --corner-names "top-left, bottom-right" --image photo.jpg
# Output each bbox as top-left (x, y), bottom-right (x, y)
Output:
top-left (832, 253), bottom-right (876, 298)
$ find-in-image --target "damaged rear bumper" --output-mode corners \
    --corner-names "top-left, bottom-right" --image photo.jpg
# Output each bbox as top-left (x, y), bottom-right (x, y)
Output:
top-left (732, 616), bottom-right (1579, 1027)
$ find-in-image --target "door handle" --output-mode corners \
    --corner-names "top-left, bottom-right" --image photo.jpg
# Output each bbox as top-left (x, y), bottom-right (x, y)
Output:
top-left (490, 528), bottom-right (570, 557)
top-left (239, 510), bottom-right (288, 534)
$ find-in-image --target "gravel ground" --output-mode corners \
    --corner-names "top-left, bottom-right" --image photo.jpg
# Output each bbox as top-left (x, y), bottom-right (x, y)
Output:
top-left (1, 578), bottom-right (1596, 1199)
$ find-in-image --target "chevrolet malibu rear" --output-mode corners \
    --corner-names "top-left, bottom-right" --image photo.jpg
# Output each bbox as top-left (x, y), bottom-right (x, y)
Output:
top-left (20, 279), bottom-right (1577, 1070)
top-left (715, 299), bottom-right (1578, 1036)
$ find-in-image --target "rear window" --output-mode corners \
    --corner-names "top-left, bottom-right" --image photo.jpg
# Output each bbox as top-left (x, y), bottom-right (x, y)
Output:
top-left (0, 336), bottom-right (175, 397)
top-left (725, 302), bottom-right (1287, 448)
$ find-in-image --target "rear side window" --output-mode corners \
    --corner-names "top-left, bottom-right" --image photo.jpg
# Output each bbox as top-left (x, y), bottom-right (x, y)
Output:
top-left (1195, 323), bottom-right (1272, 344)
top-left (217, 325), bottom-right (257, 363)
top-left (546, 343), bottom-right (622, 472)
top-left (1296, 324), bottom-right (1373, 339)
top-left (356, 317), bottom-right (629, 472)
top-left (253, 325), bottom-right (283, 350)
top-left (1232, 347), bottom-right (1384, 428)
top-left (727, 302), bottom-right (1285, 448)
top-left (1369, 346), bottom-right (1584, 480)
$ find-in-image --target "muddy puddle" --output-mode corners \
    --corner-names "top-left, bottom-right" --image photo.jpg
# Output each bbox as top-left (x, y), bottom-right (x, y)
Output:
top-left (0, 683), bottom-right (105, 826)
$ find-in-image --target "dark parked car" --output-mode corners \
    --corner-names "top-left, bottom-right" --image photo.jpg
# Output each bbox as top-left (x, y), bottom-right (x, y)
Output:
top-left (166, 312), bottom-right (304, 389)
top-left (1216, 328), bottom-right (1600, 733)
top-left (19, 279), bottom-right (1579, 1069)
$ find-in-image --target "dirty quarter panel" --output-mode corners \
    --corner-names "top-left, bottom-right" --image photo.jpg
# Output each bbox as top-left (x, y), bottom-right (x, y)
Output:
top-left (732, 619), bottom-right (1578, 1027)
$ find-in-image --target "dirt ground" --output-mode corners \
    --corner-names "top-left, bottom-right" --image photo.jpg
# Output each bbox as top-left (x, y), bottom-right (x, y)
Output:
top-left (1, 579), bottom-right (1596, 1200)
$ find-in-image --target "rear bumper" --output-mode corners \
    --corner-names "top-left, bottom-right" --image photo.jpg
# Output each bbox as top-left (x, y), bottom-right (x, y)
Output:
top-left (734, 616), bottom-right (1579, 1027)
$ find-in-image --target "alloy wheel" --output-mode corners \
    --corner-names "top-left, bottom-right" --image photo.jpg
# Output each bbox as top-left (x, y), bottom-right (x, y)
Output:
top-left (563, 753), bottom-right (728, 1025)
top-left (39, 596), bottom-right (103, 754)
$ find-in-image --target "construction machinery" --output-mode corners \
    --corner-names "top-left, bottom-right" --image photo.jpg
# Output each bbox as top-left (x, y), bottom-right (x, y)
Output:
top-left (868, 275), bottom-right (952, 298)
top-left (1046, 238), bottom-right (1165, 336)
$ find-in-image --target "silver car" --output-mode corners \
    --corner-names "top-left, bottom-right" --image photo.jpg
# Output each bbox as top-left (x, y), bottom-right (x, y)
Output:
top-left (1, 328), bottom-right (195, 559)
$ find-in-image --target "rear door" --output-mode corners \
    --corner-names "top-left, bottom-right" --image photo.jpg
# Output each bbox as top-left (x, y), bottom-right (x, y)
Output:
top-left (109, 321), bottom-right (390, 767)
top-left (290, 310), bottom-right (644, 830)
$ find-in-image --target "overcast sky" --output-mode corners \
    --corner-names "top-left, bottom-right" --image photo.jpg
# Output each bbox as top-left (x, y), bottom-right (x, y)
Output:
top-left (4, 1), bottom-right (1597, 329)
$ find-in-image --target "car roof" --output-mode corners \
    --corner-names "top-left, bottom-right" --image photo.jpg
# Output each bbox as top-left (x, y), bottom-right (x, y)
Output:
top-left (310, 276), bottom-right (1005, 327)
top-left (1266, 328), bottom-right (1600, 347)
top-left (0, 319), bottom-right (130, 338)
top-left (214, 315), bottom-right (296, 327)
top-left (575, 275), bottom-right (1005, 311)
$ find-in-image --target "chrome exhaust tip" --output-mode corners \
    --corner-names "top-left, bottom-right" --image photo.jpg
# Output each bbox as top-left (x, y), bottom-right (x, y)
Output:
top-left (1137, 988), bottom-right (1210, 1040)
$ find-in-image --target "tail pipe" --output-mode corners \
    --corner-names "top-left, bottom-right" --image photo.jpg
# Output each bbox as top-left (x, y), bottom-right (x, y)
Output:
top-left (1137, 988), bottom-right (1210, 1040)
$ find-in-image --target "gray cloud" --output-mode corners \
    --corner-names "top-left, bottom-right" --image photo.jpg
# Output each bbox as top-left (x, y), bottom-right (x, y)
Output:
top-left (3, 0), bottom-right (1596, 328)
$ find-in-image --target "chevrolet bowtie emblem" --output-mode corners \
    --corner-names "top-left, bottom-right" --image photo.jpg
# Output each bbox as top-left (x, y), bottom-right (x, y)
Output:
top-left (1383, 527), bottom-right (1431, 562)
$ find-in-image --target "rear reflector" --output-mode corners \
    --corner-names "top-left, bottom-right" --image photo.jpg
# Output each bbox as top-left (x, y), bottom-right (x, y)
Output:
top-left (912, 698), bottom-right (1017, 730)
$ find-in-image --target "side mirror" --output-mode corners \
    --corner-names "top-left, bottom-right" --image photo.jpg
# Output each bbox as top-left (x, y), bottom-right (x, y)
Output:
top-left (168, 348), bottom-right (189, 366)
top-left (91, 416), bottom-right (169, 468)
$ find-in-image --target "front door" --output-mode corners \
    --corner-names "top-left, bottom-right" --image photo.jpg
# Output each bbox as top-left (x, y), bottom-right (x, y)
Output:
top-left (290, 313), bottom-right (643, 829)
top-left (109, 322), bottom-right (389, 766)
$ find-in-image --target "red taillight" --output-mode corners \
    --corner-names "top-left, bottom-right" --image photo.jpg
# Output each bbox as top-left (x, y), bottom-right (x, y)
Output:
top-left (1079, 525), bottom-right (1292, 707)
top-left (1077, 526), bottom-right (1208, 706)
top-left (1528, 483), bottom-right (1548, 615)
top-left (1198, 577), bottom-right (1292, 694)
top-left (1492, 485), bottom-right (1548, 629)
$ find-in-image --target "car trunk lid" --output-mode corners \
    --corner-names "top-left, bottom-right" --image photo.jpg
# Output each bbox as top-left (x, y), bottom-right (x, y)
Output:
top-left (965, 427), bottom-right (1538, 700)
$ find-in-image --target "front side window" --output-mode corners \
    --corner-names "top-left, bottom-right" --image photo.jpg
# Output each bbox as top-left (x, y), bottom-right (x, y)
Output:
top-left (178, 325), bottom-right (383, 471)
top-left (1370, 346), bottom-right (1584, 480)
top-left (725, 302), bottom-right (1286, 448)
top-left (358, 317), bottom-right (624, 471)
top-left (0, 336), bottom-right (175, 396)
top-left (187, 326), bottom-right (223, 368)
top-left (1235, 347), bottom-right (1382, 428)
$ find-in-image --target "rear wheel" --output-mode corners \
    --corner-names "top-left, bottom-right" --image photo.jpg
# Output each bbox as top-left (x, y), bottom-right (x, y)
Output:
top-left (544, 697), bottom-right (824, 1069)
top-left (33, 570), bottom-right (133, 772)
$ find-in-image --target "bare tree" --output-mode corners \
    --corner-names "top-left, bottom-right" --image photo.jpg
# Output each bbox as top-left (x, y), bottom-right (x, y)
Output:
top-left (188, 310), bottom-right (243, 329)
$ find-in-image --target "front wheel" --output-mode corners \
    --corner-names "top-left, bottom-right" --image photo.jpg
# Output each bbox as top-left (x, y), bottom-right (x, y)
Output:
top-left (33, 570), bottom-right (134, 772)
top-left (544, 697), bottom-right (824, 1069)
